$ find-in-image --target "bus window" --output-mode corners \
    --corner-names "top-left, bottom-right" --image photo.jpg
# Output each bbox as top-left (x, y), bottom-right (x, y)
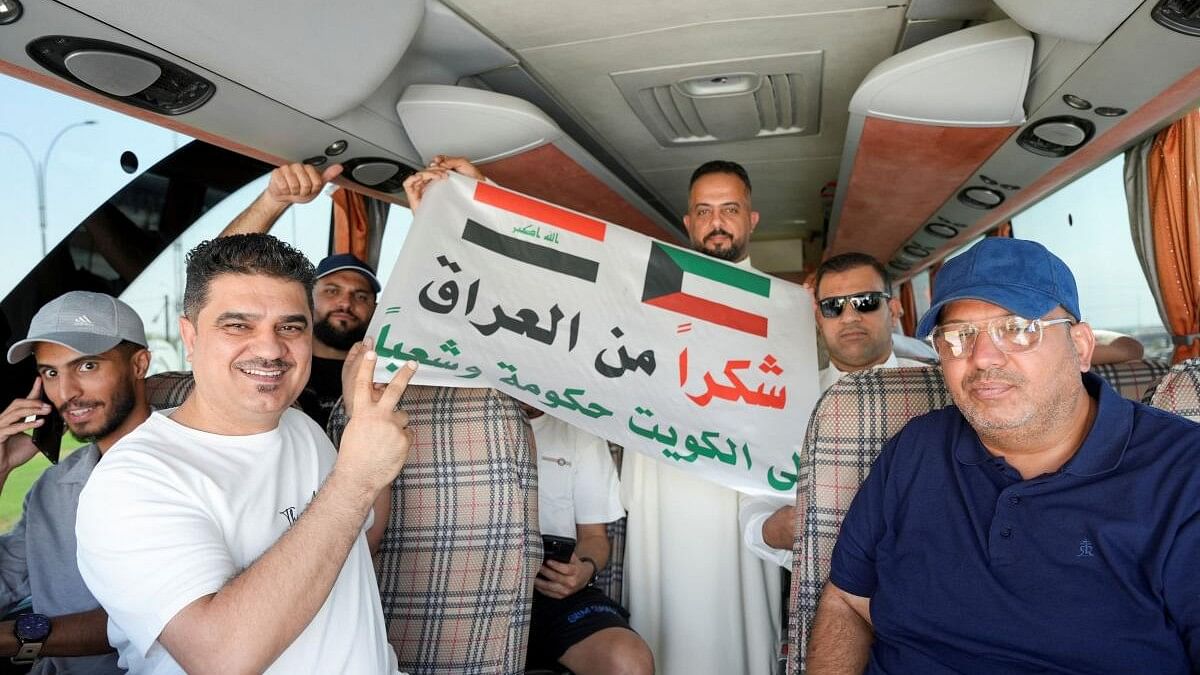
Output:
top-left (1011, 155), bottom-right (1170, 359)
top-left (0, 75), bottom-right (272, 530)
top-left (0, 72), bottom-right (190, 299)
top-left (121, 175), bottom-right (412, 375)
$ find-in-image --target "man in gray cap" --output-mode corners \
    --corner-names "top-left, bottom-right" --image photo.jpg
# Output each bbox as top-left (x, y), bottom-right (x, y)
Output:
top-left (808, 238), bottom-right (1200, 673)
top-left (0, 291), bottom-right (151, 673)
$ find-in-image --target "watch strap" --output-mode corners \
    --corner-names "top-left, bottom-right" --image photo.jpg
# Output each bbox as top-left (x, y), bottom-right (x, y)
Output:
top-left (578, 556), bottom-right (599, 587)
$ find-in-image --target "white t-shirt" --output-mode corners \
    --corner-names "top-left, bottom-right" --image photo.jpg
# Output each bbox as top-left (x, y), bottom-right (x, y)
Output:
top-left (530, 414), bottom-right (624, 538)
top-left (76, 408), bottom-right (398, 675)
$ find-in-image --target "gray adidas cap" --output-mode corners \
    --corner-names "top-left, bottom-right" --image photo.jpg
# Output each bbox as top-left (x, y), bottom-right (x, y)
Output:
top-left (7, 291), bottom-right (147, 364)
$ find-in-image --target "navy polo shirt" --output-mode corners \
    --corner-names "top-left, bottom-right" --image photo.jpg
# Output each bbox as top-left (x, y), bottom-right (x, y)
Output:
top-left (830, 372), bottom-right (1200, 674)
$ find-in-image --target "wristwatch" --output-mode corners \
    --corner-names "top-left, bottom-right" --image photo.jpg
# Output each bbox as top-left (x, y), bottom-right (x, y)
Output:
top-left (579, 556), bottom-right (599, 587)
top-left (11, 613), bottom-right (50, 665)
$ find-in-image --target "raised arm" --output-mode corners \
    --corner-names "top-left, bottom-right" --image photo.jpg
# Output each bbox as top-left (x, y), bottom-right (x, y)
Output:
top-left (155, 349), bottom-right (415, 674)
top-left (807, 581), bottom-right (873, 674)
top-left (1090, 329), bottom-right (1144, 365)
top-left (401, 155), bottom-right (487, 210)
top-left (219, 162), bottom-right (343, 237)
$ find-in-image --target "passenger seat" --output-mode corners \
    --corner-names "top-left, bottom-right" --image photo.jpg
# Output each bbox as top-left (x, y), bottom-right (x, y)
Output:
top-left (328, 386), bottom-right (540, 675)
top-left (1147, 358), bottom-right (1200, 422)
top-left (786, 365), bottom-right (952, 674)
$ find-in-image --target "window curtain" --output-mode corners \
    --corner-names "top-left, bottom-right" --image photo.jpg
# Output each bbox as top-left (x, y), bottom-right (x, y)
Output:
top-left (1126, 109), bottom-right (1200, 362)
top-left (330, 188), bottom-right (390, 269)
top-left (899, 280), bottom-right (917, 336)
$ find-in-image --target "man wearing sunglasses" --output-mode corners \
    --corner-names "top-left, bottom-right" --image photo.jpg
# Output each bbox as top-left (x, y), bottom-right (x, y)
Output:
top-left (811, 253), bottom-right (927, 391)
top-left (808, 238), bottom-right (1200, 673)
top-left (743, 253), bottom-right (926, 569)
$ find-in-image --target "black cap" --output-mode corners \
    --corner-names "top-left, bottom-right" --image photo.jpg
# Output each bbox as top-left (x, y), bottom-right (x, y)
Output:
top-left (314, 253), bottom-right (381, 293)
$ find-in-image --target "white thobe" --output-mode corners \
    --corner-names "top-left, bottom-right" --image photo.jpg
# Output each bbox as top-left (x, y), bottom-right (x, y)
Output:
top-left (621, 256), bottom-right (782, 675)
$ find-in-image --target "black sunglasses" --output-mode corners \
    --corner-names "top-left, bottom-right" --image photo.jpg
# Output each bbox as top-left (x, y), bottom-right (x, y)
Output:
top-left (818, 291), bottom-right (891, 318)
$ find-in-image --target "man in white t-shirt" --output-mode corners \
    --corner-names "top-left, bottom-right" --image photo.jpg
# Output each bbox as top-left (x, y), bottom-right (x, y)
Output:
top-left (522, 405), bottom-right (653, 675)
top-left (741, 252), bottom-right (926, 570)
top-left (75, 233), bottom-right (417, 674)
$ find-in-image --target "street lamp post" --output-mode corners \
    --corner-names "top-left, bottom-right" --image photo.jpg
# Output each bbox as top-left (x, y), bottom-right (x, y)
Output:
top-left (0, 119), bottom-right (97, 255)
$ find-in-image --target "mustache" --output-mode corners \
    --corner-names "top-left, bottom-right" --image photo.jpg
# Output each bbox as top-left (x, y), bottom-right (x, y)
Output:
top-left (233, 358), bottom-right (293, 371)
top-left (704, 229), bottom-right (734, 242)
top-left (964, 367), bottom-right (1026, 387)
top-left (61, 398), bottom-right (103, 412)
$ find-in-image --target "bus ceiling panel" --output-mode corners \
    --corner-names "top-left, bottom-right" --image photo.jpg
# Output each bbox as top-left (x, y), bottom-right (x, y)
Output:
top-left (825, 20), bottom-right (1033, 262)
top-left (444, 0), bottom-right (895, 52)
top-left (476, 5), bottom-right (907, 252)
top-left (53, 0), bottom-right (424, 121)
top-left (993, 0), bottom-right (1144, 45)
top-left (397, 84), bottom-right (564, 164)
top-left (396, 84), bottom-right (680, 240)
top-left (846, 20), bottom-right (1033, 127)
top-left (479, 144), bottom-right (682, 244)
top-left (883, 0), bottom-right (1200, 280)
top-left (0, 0), bottom-right (422, 200)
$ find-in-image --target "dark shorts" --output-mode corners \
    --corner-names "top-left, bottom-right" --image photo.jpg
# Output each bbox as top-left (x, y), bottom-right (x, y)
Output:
top-left (526, 587), bottom-right (634, 668)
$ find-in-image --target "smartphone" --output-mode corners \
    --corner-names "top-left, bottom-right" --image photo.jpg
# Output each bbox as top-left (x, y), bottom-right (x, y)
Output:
top-left (541, 534), bottom-right (576, 564)
top-left (30, 391), bottom-right (63, 464)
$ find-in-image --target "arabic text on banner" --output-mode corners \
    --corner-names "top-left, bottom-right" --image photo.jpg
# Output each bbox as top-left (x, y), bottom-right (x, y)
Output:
top-left (366, 174), bottom-right (820, 497)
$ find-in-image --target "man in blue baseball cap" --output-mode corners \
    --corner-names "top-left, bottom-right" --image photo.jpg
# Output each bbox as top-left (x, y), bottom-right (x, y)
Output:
top-left (808, 238), bottom-right (1200, 673)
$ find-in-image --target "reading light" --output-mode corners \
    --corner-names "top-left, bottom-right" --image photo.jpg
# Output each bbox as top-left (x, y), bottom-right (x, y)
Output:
top-left (0, 0), bottom-right (23, 25)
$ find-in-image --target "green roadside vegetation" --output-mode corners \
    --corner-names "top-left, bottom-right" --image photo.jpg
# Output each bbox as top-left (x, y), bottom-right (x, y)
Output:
top-left (0, 432), bottom-right (87, 533)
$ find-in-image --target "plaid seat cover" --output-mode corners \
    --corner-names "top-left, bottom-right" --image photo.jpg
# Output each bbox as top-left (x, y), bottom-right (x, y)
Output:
top-left (593, 443), bottom-right (626, 603)
top-left (1091, 359), bottom-right (1170, 402)
top-left (329, 386), bottom-right (539, 675)
top-left (144, 371), bottom-right (198, 408)
top-left (786, 365), bottom-right (952, 674)
top-left (1148, 358), bottom-right (1200, 421)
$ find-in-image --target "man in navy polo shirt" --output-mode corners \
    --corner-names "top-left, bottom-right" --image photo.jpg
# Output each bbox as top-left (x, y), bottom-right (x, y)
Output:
top-left (807, 238), bottom-right (1200, 674)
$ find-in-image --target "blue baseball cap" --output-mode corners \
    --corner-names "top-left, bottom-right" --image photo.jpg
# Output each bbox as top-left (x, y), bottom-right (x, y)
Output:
top-left (314, 253), bottom-right (381, 293)
top-left (916, 238), bottom-right (1080, 339)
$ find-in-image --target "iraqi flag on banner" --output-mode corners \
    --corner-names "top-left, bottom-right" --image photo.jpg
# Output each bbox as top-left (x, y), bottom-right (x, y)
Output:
top-left (366, 173), bottom-right (820, 496)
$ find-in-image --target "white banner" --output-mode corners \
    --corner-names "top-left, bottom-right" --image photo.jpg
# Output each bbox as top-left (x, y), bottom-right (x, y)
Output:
top-left (367, 174), bottom-right (819, 497)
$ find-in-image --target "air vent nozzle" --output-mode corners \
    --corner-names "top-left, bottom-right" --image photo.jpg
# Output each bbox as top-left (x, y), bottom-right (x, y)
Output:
top-left (1016, 116), bottom-right (1094, 158)
top-left (27, 36), bottom-right (213, 115)
top-left (341, 158), bottom-right (415, 194)
top-left (1153, 0), bottom-right (1200, 36)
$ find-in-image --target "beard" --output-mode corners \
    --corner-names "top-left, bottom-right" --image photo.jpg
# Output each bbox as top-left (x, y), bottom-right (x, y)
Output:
top-left (695, 229), bottom-right (744, 261)
top-left (314, 315), bottom-right (368, 352)
top-left (70, 385), bottom-right (136, 443)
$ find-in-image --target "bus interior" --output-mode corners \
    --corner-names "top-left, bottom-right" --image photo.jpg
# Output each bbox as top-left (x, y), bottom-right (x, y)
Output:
top-left (1, 0), bottom-right (1199, 672)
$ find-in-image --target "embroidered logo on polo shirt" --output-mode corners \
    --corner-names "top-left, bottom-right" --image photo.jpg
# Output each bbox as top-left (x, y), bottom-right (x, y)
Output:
top-left (1077, 537), bottom-right (1095, 558)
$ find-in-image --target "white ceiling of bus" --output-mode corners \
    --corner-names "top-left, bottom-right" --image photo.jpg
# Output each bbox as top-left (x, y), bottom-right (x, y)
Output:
top-left (448, 0), bottom-right (909, 245)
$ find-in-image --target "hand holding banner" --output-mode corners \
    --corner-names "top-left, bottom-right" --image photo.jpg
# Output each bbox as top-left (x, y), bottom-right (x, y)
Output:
top-left (367, 173), bottom-right (819, 496)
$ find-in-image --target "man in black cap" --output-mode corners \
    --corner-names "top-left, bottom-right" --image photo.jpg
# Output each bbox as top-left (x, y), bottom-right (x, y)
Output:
top-left (0, 291), bottom-right (151, 673)
top-left (299, 253), bottom-right (381, 428)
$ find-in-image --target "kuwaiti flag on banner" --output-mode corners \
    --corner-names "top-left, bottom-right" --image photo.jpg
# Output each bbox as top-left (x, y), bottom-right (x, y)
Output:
top-left (367, 173), bottom-right (820, 496)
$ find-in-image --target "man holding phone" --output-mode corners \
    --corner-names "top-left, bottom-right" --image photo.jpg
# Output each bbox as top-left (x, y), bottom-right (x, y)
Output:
top-left (0, 291), bottom-right (151, 673)
top-left (522, 404), bottom-right (653, 675)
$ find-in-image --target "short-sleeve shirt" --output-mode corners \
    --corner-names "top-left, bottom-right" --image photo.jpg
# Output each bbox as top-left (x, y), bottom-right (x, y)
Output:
top-left (830, 373), bottom-right (1200, 673)
top-left (530, 414), bottom-right (624, 538)
top-left (0, 444), bottom-right (122, 674)
top-left (75, 408), bottom-right (398, 674)
top-left (296, 355), bottom-right (344, 430)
